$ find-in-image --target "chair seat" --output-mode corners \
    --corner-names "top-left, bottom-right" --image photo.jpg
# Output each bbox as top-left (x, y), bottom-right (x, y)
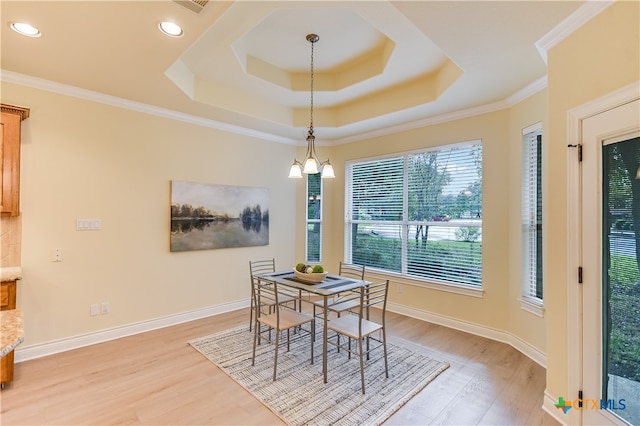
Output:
top-left (259, 309), bottom-right (314, 330)
top-left (327, 314), bottom-right (382, 339)
top-left (312, 298), bottom-right (359, 313)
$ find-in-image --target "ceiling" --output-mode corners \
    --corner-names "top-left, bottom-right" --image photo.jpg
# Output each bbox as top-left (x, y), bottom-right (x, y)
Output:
top-left (1, 1), bottom-right (589, 146)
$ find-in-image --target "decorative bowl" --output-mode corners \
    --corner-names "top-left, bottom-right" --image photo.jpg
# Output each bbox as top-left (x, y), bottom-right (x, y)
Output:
top-left (293, 269), bottom-right (328, 283)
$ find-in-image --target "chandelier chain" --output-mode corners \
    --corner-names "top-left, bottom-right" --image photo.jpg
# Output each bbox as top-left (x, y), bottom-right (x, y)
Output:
top-left (309, 37), bottom-right (315, 131)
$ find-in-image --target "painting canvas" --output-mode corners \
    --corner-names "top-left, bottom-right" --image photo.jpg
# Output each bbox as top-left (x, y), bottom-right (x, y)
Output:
top-left (170, 180), bottom-right (269, 252)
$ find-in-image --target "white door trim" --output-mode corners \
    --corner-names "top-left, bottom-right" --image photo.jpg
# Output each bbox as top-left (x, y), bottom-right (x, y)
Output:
top-left (565, 81), bottom-right (640, 426)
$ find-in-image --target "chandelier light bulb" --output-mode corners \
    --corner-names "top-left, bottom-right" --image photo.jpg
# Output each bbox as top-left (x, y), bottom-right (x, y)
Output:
top-left (303, 157), bottom-right (319, 174)
top-left (289, 163), bottom-right (303, 178)
top-left (321, 162), bottom-right (335, 179)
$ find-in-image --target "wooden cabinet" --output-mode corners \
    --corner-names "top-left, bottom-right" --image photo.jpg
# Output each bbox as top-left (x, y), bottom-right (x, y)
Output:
top-left (1, 280), bottom-right (17, 385)
top-left (1, 104), bottom-right (29, 217)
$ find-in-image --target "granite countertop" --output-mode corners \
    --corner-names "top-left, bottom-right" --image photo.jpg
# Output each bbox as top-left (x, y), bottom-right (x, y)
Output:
top-left (1, 309), bottom-right (24, 357)
top-left (0, 266), bottom-right (22, 283)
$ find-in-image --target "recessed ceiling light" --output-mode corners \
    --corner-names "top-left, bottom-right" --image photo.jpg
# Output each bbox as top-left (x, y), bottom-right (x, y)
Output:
top-left (158, 21), bottom-right (183, 37)
top-left (10, 22), bottom-right (41, 37)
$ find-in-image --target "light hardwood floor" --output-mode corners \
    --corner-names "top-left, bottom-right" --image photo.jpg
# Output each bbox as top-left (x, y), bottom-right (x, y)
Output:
top-left (0, 308), bottom-right (560, 425)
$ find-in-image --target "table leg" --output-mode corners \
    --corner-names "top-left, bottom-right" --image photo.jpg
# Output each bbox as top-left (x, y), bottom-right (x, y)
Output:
top-left (323, 294), bottom-right (328, 383)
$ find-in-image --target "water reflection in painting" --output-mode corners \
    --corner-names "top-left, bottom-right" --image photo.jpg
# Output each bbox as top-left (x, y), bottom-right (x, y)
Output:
top-left (170, 181), bottom-right (269, 252)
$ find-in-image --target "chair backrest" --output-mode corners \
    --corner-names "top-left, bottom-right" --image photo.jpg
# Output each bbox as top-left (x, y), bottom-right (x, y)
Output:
top-left (249, 259), bottom-right (276, 313)
top-left (356, 280), bottom-right (389, 325)
top-left (252, 276), bottom-right (279, 314)
top-left (339, 261), bottom-right (365, 280)
top-left (252, 278), bottom-right (299, 326)
top-left (249, 258), bottom-right (276, 278)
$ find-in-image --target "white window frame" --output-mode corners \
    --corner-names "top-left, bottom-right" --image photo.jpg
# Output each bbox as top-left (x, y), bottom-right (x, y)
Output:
top-left (521, 122), bottom-right (544, 310)
top-left (344, 140), bottom-right (483, 295)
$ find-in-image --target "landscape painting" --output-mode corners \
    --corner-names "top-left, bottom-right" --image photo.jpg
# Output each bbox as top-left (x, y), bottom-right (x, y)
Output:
top-left (170, 180), bottom-right (269, 252)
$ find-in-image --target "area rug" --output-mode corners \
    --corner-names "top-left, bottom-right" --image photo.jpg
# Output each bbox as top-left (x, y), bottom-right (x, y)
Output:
top-left (189, 325), bottom-right (449, 426)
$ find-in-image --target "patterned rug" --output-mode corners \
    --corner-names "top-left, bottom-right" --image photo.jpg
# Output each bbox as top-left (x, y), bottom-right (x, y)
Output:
top-left (189, 325), bottom-right (449, 426)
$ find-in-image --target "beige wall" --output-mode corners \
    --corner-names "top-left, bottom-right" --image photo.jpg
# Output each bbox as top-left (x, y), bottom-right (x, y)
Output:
top-left (12, 3), bottom-right (636, 368)
top-left (5, 78), bottom-right (551, 359)
top-left (507, 90), bottom-right (547, 352)
top-left (3, 82), bottom-right (301, 345)
top-left (546, 0), bottom-right (639, 401)
top-left (317, 104), bottom-right (547, 351)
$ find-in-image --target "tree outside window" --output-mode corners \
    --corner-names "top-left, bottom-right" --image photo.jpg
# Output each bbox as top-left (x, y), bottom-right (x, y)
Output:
top-left (345, 142), bottom-right (482, 287)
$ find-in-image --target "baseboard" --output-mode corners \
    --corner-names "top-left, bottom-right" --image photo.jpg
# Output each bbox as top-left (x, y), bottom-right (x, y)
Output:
top-left (14, 300), bottom-right (248, 363)
top-left (16, 299), bottom-right (546, 368)
top-left (387, 302), bottom-right (547, 367)
top-left (543, 389), bottom-right (571, 425)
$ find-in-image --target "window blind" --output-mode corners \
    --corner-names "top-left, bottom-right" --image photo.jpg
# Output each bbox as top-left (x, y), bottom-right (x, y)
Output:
top-left (522, 127), bottom-right (543, 300)
top-left (346, 142), bottom-right (482, 287)
top-left (306, 173), bottom-right (322, 262)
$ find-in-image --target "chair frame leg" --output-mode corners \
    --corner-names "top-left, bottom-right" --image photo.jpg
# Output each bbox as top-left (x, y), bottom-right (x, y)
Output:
top-left (249, 288), bottom-right (255, 332)
top-left (273, 330), bottom-right (280, 381)
top-left (382, 328), bottom-right (389, 378)
top-left (251, 322), bottom-right (259, 366)
top-left (358, 337), bottom-right (366, 394)
top-left (310, 320), bottom-right (315, 364)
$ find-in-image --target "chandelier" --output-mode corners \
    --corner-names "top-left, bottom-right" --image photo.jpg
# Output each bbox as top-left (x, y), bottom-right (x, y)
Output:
top-left (288, 34), bottom-right (335, 179)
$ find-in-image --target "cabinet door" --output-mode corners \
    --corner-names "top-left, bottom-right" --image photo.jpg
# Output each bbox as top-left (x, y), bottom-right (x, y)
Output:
top-left (1, 111), bottom-right (23, 216)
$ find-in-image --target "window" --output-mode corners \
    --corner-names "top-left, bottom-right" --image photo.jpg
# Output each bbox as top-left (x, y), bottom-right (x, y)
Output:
top-left (522, 124), bottom-right (543, 301)
top-left (345, 141), bottom-right (482, 287)
top-left (306, 172), bottom-right (322, 262)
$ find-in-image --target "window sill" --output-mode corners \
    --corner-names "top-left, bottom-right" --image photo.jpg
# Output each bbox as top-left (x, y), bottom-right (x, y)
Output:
top-left (366, 270), bottom-right (484, 298)
top-left (519, 298), bottom-right (545, 317)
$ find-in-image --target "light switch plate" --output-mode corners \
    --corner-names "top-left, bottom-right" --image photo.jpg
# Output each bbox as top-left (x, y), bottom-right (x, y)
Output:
top-left (76, 219), bottom-right (102, 231)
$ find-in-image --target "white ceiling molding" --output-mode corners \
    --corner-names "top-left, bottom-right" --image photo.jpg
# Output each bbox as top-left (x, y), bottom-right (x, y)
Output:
top-left (335, 76), bottom-right (549, 146)
top-left (2, 68), bottom-right (549, 147)
top-left (1, 70), bottom-right (297, 146)
top-left (536, 0), bottom-right (615, 64)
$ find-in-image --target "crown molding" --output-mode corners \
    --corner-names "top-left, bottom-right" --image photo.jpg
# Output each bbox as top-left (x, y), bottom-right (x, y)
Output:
top-left (1, 70), bottom-right (297, 146)
top-left (336, 75), bottom-right (548, 146)
top-left (536, 0), bottom-right (615, 64)
top-left (4, 68), bottom-right (549, 147)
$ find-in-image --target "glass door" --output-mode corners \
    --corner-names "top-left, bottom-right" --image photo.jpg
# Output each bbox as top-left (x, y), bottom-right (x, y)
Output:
top-left (581, 99), bottom-right (639, 425)
top-left (602, 136), bottom-right (640, 426)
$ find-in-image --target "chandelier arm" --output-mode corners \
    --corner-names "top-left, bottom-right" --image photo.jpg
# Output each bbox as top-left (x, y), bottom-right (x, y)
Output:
top-left (306, 137), bottom-right (315, 161)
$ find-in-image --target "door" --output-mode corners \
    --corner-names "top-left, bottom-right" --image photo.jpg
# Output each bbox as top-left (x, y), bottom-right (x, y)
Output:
top-left (581, 98), bottom-right (640, 425)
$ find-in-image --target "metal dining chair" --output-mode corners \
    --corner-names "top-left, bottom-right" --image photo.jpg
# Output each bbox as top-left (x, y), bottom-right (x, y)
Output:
top-left (251, 278), bottom-right (315, 381)
top-left (248, 259), bottom-right (296, 332)
top-left (312, 262), bottom-right (365, 319)
top-left (326, 279), bottom-right (389, 394)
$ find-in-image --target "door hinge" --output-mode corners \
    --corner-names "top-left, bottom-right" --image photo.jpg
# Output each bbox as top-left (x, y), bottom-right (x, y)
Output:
top-left (578, 266), bottom-right (583, 283)
top-left (578, 390), bottom-right (583, 407)
top-left (568, 144), bottom-right (583, 161)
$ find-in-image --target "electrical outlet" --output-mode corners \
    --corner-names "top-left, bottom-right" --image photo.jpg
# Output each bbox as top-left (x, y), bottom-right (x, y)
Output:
top-left (101, 302), bottom-right (110, 314)
top-left (51, 248), bottom-right (63, 262)
top-left (90, 304), bottom-right (100, 316)
top-left (397, 283), bottom-right (403, 294)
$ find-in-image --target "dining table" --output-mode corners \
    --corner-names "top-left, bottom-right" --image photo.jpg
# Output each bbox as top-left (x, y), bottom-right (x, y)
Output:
top-left (255, 270), bottom-right (371, 383)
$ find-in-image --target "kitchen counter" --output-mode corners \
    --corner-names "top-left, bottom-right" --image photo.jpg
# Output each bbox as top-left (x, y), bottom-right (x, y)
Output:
top-left (0, 309), bottom-right (23, 358)
top-left (0, 266), bottom-right (22, 283)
